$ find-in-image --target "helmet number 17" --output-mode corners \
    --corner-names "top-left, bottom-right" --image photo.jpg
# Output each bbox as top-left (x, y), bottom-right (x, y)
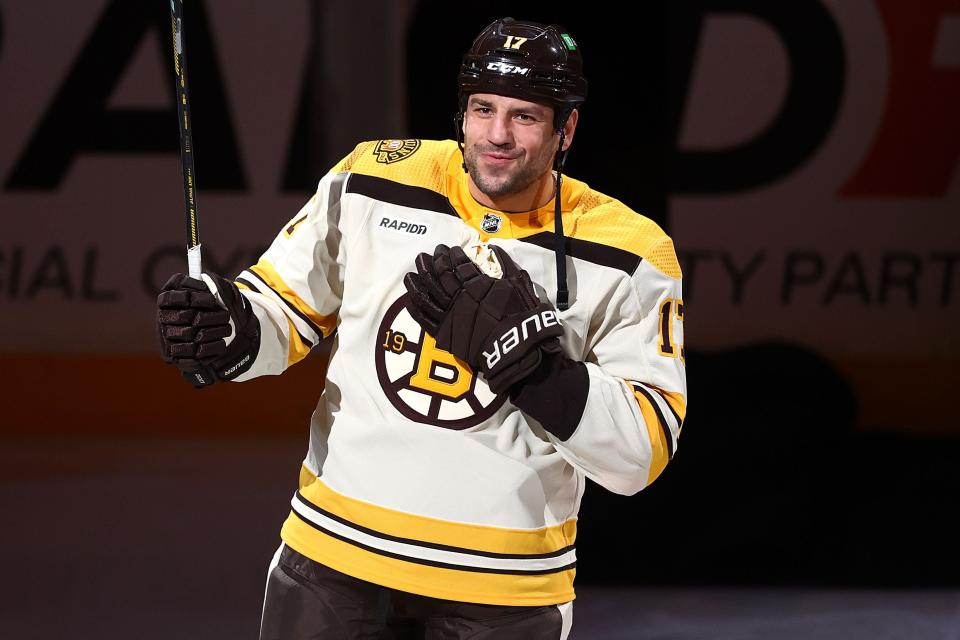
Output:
top-left (503, 36), bottom-right (528, 50)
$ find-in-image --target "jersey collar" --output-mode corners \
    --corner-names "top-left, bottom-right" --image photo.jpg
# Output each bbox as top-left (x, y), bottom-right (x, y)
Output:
top-left (445, 148), bottom-right (586, 240)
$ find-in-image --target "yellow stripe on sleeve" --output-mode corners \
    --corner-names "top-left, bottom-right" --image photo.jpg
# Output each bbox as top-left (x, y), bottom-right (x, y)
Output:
top-left (249, 259), bottom-right (337, 338)
top-left (656, 388), bottom-right (687, 424)
top-left (285, 317), bottom-right (312, 367)
top-left (236, 280), bottom-right (313, 368)
top-left (633, 390), bottom-right (671, 486)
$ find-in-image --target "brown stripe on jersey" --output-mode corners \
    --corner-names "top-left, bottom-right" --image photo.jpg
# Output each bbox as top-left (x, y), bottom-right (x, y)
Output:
top-left (659, 390), bottom-right (684, 428)
top-left (520, 232), bottom-right (642, 275)
top-left (237, 276), bottom-right (314, 348)
top-left (295, 492), bottom-right (575, 560)
top-left (346, 173), bottom-right (459, 217)
top-left (243, 270), bottom-right (325, 341)
top-left (632, 384), bottom-right (675, 459)
top-left (290, 511), bottom-right (576, 576)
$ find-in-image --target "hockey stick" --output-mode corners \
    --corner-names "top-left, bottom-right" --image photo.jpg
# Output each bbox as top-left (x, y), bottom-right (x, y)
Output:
top-left (169, 0), bottom-right (202, 278)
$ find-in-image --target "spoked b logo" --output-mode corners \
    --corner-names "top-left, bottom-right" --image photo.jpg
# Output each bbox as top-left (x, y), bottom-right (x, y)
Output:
top-left (375, 295), bottom-right (506, 429)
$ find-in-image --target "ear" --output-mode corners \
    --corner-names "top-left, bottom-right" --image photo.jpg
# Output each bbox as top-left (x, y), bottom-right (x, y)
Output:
top-left (560, 109), bottom-right (579, 151)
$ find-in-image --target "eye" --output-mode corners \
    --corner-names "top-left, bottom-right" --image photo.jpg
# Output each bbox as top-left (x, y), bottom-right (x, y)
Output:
top-left (514, 113), bottom-right (539, 123)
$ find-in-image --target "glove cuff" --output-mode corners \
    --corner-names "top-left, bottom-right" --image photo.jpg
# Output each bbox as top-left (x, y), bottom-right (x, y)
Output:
top-left (509, 353), bottom-right (589, 441)
top-left (209, 291), bottom-right (260, 382)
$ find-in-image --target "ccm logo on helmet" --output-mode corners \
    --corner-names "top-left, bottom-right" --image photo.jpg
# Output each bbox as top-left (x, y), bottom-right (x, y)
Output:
top-left (379, 216), bottom-right (428, 235)
top-left (482, 309), bottom-right (560, 368)
top-left (486, 62), bottom-right (529, 76)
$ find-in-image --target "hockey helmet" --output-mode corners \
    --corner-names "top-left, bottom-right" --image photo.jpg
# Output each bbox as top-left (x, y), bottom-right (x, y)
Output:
top-left (457, 17), bottom-right (587, 131)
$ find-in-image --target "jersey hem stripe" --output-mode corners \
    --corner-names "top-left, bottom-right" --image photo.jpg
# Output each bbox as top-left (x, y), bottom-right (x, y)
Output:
top-left (298, 468), bottom-right (577, 556)
top-left (281, 514), bottom-right (576, 606)
top-left (294, 491), bottom-right (577, 563)
top-left (290, 505), bottom-right (577, 575)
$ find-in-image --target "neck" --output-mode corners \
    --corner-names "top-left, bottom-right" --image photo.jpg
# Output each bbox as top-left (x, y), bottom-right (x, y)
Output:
top-left (467, 170), bottom-right (557, 213)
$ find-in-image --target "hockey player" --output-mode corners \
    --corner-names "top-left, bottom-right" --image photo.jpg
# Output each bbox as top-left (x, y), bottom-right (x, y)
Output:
top-left (157, 17), bottom-right (686, 640)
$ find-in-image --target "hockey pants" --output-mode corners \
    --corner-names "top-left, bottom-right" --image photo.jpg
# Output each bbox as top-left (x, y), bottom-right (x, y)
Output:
top-left (259, 545), bottom-right (572, 639)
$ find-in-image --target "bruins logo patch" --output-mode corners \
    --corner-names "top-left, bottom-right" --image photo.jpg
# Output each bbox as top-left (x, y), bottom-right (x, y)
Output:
top-left (373, 139), bottom-right (421, 164)
top-left (375, 295), bottom-right (506, 429)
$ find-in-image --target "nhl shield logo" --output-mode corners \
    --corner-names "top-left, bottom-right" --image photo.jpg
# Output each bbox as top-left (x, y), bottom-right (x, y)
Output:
top-left (480, 213), bottom-right (502, 233)
top-left (373, 139), bottom-right (421, 164)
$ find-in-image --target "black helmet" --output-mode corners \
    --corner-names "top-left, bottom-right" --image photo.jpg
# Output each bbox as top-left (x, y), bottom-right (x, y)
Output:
top-left (457, 18), bottom-right (587, 131)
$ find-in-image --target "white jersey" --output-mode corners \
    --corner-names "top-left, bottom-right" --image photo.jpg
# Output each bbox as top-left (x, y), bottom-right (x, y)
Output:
top-left (234, 139), bottom-right (686, 606)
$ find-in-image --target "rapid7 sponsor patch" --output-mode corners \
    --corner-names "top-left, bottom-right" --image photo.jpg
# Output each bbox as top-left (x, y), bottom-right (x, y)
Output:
top-left (378, 216), bottom-right (428, 235)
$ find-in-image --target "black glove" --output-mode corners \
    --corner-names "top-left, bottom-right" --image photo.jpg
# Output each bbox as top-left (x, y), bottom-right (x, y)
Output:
top-left (403, 245), bottom-right (562, 395)
top-left (157, 273), bottom-right (260, 388)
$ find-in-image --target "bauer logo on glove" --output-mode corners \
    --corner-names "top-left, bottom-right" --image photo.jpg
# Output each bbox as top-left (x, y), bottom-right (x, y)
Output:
top-left (403, 243), bottom-right (563, 395)
top-left (481, 307), bottom-right (560, 369)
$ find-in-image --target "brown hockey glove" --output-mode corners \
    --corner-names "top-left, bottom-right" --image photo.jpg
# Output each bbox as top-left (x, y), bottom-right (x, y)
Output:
top-left (157, 273), bottom-right (260, 388)
top-left (403, 244), bottom-right (562, 395)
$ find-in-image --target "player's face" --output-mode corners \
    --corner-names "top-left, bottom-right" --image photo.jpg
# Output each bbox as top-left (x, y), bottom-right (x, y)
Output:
top-left (462, 93), bottom-right (574, 209)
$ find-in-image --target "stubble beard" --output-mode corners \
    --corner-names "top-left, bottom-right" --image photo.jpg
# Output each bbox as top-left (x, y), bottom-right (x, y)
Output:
top-left (463, 145), bottom-right (543, 201)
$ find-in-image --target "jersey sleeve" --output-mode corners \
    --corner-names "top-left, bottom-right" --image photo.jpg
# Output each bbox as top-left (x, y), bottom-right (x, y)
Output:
top-left (511, 236), bottom-right (687, 495)
top-left (230, 168), bottom-right (350, 379)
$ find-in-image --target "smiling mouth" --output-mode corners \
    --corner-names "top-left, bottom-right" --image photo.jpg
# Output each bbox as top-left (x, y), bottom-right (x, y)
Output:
top-left (482, 153), bottom-right (518, 165)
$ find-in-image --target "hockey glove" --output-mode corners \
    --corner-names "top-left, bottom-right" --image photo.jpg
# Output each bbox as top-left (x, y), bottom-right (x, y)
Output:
top-left (404, 244), bottom-right (562, 395)
top-left (157, 272), bottom-right (260, 388)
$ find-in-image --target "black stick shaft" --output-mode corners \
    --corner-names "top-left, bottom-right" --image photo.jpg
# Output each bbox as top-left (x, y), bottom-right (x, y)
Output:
top-left (170, 0), bottom-right (202, 278)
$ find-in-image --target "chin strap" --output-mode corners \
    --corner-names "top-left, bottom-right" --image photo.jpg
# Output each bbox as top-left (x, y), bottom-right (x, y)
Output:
top-left (455, 112), bottom-right (468, 172)
top-left (553, 130), bottom-right (569, 311)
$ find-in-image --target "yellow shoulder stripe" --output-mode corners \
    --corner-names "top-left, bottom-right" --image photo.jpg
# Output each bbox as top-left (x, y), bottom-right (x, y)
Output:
top-left (644, 237), bottom-right (682, 278)
top-left (330, 141), bottom-right (376, 173)
top-left (330, 139), bottom-right (456, 196)
top-left (571, 197), bottom-right (682, 278)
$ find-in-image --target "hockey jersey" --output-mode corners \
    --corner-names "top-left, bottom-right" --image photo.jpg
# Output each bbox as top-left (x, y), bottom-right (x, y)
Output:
top-left (234, 139), bottom-right (686, 606)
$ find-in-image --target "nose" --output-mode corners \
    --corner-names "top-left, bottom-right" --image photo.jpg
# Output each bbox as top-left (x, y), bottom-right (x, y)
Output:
top-left (486, 113), bottom-right (514, 147)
